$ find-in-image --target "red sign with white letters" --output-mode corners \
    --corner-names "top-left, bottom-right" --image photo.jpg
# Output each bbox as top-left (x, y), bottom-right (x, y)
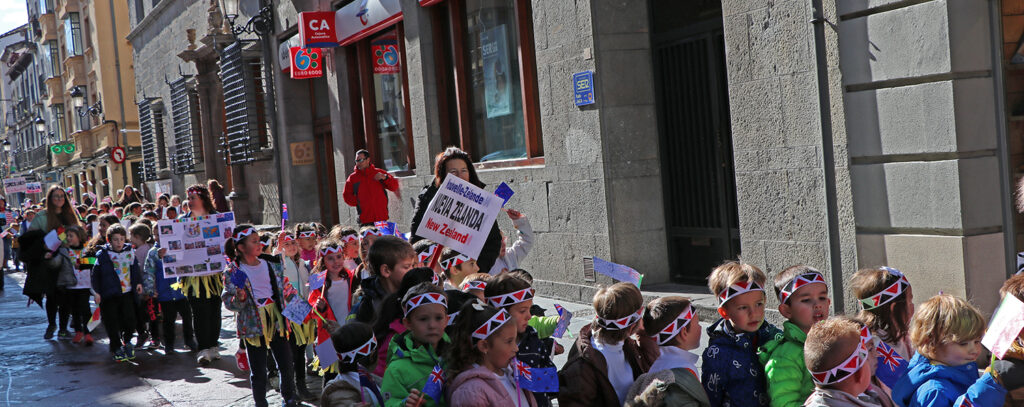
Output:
top-left (290, 47), bottom-right (323, 79)
top-left (299, 11), bottom-right (338, 48)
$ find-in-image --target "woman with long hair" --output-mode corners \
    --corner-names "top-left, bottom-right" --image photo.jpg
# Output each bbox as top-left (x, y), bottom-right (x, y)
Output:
top-left (25, 186), bottom-right (82, 340)
top-left (207, 179), bottom-right (231, 213)
top-left (409, 147), bottom-right (502, 272)
top-left (29, 185), bottom-right (82, 232)
top-left (178, 184), bottom-right (223, 365)
top-left (116, 185), bottom-right (141, 206)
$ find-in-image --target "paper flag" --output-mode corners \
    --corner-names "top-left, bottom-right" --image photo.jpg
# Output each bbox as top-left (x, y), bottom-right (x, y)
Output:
top-left (422, 364), bottom-right (445, 404)
top-left (552, 304), bottom-right (573, 339)
top-left (982, 293), bottom-right (1024, 359)
top-left (308, 271), bottom-right (327, 292)
top-left (282, 298), bottom-right (313, 325)
top-left (589, 256), bottom-right (644, 288)
top-left (494, 182), bottom-right (515, 207)
top-left (87, 308), bottom-right (102, 332)
top-left (230, 269), bottom-right (248, 290)
top-left (514, 358), bottom-right (558, 393)
top-left (315, 337), bottom-right (339, 367)
top-left (281, 203), bottom-right (288, 231)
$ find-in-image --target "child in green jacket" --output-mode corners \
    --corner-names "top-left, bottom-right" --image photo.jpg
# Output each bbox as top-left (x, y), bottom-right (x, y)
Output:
top-left (381, 282), bottom-right (450, 407)
top-left (760, 265), bottom-right (831, 407)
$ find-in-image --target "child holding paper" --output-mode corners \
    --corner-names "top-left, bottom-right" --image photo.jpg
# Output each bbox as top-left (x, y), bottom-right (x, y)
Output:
top-left (380, 282), bottom-right (449, 407)
top-left (221, 224), bottom-right (299, 407)
top-left (311, 240), bottom-right (354, 384)
top-left (142, 224), bottom-right (196, 354)
top-left (63, 226), bottom-right (95, 346)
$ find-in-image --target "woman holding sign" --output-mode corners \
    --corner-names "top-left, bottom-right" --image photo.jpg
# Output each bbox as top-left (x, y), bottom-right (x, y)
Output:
top-left (410, 147), bottom-right (502, 273)
top-left (178, 184), bottom-right (224, 365)
top-left (22, 185), bottom-right (82, 339)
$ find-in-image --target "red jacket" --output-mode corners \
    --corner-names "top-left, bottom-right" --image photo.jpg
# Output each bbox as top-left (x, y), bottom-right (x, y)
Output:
top-left (342, 164), bottom-right (399, 224)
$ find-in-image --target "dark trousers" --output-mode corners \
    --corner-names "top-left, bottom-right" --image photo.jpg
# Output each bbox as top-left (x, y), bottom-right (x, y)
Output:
top-left (68, 289), bottom-right (92, 333)
top-left (160, 299), bottom-right (195, 349)
top-left (289, 338), bottom-right (308, 390)
top-left (188, 295), bottom-right (222, 350)
top-left (45, 288), bottom-right (70, 330)
top-left (136, 297), bottom-right (159, 342)
top-left (247, 335), bottom-right (296, 407)
top-left (100, 294), bottom-right (136, 352)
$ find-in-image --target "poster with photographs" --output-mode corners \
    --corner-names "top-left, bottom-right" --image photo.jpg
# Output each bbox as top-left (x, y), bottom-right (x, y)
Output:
top-left (155, 212), bottom-right (235, 277)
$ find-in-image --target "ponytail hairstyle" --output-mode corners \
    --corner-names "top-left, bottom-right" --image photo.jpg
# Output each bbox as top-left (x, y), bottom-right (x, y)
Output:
top-left (331, 321), bottom-right (377, 373)
top-left (224, 224), bottom-right (258, 264)
top-left (851, 267), bottom-right (914, 344)
top-left (444, 301), bottom-right (512, 381)
top-left (128, 222), bottom-right (155, 245)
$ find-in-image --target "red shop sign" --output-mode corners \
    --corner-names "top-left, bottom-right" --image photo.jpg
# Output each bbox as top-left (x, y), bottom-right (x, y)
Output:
top-left (290, 47), bottom-right (323, 79)
top-left (299, 11), bottom-right (338, 48)
top-left (372, 42), bottom-right (400, 74)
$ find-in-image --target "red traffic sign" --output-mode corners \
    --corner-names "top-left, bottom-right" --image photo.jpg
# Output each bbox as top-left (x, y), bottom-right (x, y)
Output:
top-left (111, 147), bottom-right (126, 164)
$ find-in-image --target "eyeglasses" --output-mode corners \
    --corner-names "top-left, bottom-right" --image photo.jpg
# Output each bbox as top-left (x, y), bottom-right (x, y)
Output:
top-left (355, 158), bottom-right (366, 163)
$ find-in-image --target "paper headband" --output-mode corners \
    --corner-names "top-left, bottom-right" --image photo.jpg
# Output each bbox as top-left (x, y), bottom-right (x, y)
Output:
top-left (718, 280), bottom-right (764, 305)
top-left (779, 272), bottom-right (827, 304)
top-left (460, 280), bottom-right (487, 292)
top-left (320, 246), bottom-right (342, 257)
top-left (417, 244), bottom-right (439, 263)
top-left (859, 266), bottom-right (910, 310)
top-left (340, 234), bottom-right (358, 244)
top-left (486, 287), bottom-right (535, 308)
top-left (279, 233), bottom-right (295, 243)
top-left (652, 305), bottom-right (695, 345)
top-left (361, 228), bottom-right (383, 239)
top-left (403, 292), bottom-right (448, 316)
top-left (233, 227), bottom-right (256, 243)
top-left (810, 326), bottom-right (873, 385)
top-left (186, 186), bottom-right (203, 196)
top-left (297, 231), bottom-right (317, 239)
top-left (431, 272), bottom-right (441, 287)
top-left (472, 308), bottom-right (512, 342)
top-left (338, 335), bottom-right (377, 364)
top-left (446, 311), bottom-right (460, 326)
top-left (596, 307), bottom-right (644, 331)
top-left (440, 254), bottom-right (471, 271)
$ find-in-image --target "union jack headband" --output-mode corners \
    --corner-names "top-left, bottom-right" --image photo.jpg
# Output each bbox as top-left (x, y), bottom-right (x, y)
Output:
top-left (340, 234), bottom-right (358, 244)
top-left (652, 305), bottom-right (695, 345)
top-left (319, 245), bottom-right (342, 257)
top-left (417, 244), bottom-right (439, 264)
top-left (718, 280), bottom-right (764, 305)
top-left (361, 228), bottom-right (383, 239)
top-left (596, 307), bottom-right (644, 330)
top-left (403, 292), bottom-right (448, 317)
top-left (297, 231), bottom-right (317, 239)
top-left (859, 266), bottom-right (910, 310)
top-left (279, 232), bottom-right (295, 243)
top-left (472, 309), bottom-right (512, 342)
top-left (486, 287), bottom-right (535, 308)
top-left (810, 326), bottom-right (872, 385)
top-left (779, 272), bottom-right (827, 304)
top-left (460, 280), bottom-right (487, 292)
top-left (440, 254), bottom-right (471, 271)
top-left (338, 335), bottom-right (377, 364)
top-left (233, 227), bottom-right (256, 243)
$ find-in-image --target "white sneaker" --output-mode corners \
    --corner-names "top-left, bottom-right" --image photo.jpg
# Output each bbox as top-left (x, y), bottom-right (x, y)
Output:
top-left (196, 349), bottom-right (211, 365)
top-left (207, 347), bottom-right (221, 360)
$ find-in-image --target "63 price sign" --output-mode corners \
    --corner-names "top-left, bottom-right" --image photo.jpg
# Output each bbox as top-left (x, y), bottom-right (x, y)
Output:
top-left (290, 47), bottom-right (323, 79)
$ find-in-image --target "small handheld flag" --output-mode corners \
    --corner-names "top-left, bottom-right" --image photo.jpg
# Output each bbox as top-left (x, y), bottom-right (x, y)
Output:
top-left (281, 203), bottom-right (288, 231)
top-left (230, 269), bottom-right (248, 290)
top-left (583, 256), bottom-right (644, 288)
top-left (513, 358), bottom-right (558, 393)
top-left (308, 271), bottom-right (327, 292)
top-left (87, 308), bottom-right (102, 332)
top-left (552, 304), bottom-right (573, 338)
top-left (421, 364), bottom-right (445, 404)
top-left (494, 182), bottom-right (515, 207)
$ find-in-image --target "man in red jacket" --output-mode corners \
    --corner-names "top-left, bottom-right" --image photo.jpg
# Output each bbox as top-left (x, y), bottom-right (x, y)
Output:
top-left (342, 149), bottom-right (399, 225)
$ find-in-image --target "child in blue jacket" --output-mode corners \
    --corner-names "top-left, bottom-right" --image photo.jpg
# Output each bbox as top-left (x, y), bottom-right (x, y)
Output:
top-left (142, 234), bottom-right (197, 354)
top-left (90, 224), bottom-right (142, 361)
top-left (892, 294), bottom-right (1024, 407)
top-left (701, 261), bottom-right (782, 407)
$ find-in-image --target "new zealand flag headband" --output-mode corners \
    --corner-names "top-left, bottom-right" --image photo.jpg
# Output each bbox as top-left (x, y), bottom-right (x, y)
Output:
top-left (859, 266), bottom-right (910, 310)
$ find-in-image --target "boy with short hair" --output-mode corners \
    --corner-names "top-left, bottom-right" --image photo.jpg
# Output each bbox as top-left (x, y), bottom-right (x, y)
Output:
top-left (439, 247), bottom-right (478, 290)
top-left (352, 235), bottom-right (416, 324)
top-left (702, 261), bottom-right (781, 407)
top-left (90, 224), bottom-right (143, 362)
top-left (803, 317), bottom-right (892, 406)
top-left (559, 282), bottom-right (656, 407)
top-left (760, 265), bottom-right (831, 407)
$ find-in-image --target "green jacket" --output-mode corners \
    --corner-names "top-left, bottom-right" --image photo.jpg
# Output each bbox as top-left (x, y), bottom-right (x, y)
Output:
top-left (759, 321), bottom-right (813, 407)
top-left (381, 330), bottom-right (450, 407)
top-left (626, 368), bottom-right (711, 407)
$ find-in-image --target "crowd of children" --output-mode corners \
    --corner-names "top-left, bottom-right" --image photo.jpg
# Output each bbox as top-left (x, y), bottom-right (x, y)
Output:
top-left (13, 176), bottom-right (1024, 407)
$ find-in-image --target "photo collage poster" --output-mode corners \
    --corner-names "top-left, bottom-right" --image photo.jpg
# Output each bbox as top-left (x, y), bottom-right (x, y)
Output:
top-left (156, 212), bottom-right (236, 278)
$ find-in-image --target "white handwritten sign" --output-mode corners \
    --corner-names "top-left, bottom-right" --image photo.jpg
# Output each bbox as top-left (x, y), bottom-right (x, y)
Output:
top-left (414, 176), bottom-right (503, 259)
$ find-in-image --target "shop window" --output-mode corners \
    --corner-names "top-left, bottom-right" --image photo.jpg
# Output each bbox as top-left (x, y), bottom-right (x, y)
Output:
top-left (438, 0), bottom-right (542, 165)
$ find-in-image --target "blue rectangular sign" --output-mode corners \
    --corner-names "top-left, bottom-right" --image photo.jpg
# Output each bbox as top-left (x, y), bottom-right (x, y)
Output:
top-left (573, 71), bottom-right (595, 106)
